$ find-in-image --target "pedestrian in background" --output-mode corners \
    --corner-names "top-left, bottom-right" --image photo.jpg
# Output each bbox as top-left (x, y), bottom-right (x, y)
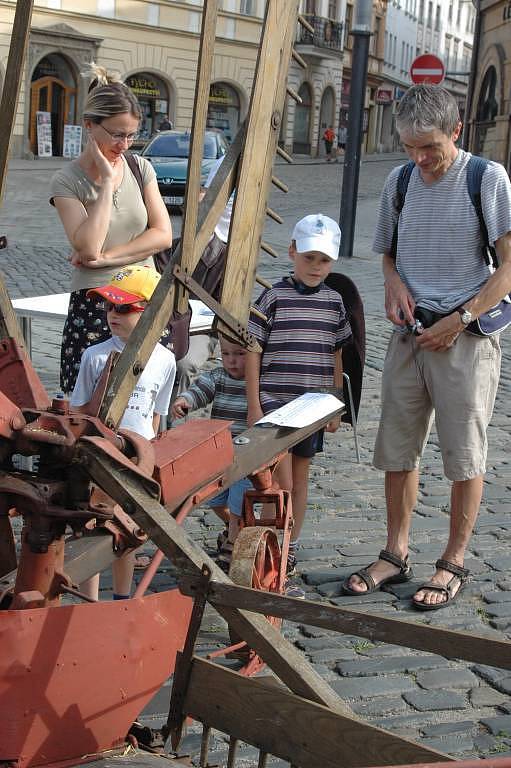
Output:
top-left (323, 125), bottom-right (335, 162)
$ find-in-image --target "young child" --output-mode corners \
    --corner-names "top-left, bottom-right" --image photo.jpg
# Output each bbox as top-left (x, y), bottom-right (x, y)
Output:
top-left (71, 264), bottom-right (176, 598)
top-left (246, 214), bottom-right (352, 575)
top-left (171, 334), bottom-right (249, 570)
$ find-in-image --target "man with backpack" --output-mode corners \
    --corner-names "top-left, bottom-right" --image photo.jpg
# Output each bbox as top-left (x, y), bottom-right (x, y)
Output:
top-left (342, 84), bottom-right (511, 610)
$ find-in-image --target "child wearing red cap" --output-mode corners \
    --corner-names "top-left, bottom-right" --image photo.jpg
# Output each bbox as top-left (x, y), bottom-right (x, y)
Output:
top-left (71, 265), bottom-right (176, 599)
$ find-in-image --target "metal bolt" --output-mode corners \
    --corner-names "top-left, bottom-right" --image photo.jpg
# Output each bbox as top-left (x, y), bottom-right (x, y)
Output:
top-left (133, 362), bottom-right (143, 375)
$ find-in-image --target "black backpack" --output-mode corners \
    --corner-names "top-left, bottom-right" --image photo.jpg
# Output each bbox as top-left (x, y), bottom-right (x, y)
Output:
top-left (390, 155), bottom-right (511, 336)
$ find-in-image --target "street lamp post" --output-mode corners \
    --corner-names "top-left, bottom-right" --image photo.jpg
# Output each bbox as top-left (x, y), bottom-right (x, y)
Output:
top-left (339, 0), bottom-right (373, 260)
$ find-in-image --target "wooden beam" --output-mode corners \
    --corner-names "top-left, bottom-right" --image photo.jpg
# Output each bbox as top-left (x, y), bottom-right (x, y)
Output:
top-left (217, 0), bottom-right (299, 335)
top-left (0, 0), bottom-right (33, 348)
top-left (0, 0), bottom-right (33, 207)
top-left (0, 273), bottom-right (25, 347)
top-left (1, 534), bottom-right (119, 593)
top-left (182, 580), bottom-right (511, 672)
top-left (75, 431), bottom-right (351, 715)
top-left (176, 0), bottom-right (219, 313)
top-left (183, 657), bottom-right (450, 768)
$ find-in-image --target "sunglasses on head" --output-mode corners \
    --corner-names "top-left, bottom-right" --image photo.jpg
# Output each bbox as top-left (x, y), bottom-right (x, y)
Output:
top-left (103, 301), bottom-right (145, 315)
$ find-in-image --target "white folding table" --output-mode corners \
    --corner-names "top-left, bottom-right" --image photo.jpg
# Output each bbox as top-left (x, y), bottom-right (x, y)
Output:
top-left (11, 294), bottom-right (214, 357)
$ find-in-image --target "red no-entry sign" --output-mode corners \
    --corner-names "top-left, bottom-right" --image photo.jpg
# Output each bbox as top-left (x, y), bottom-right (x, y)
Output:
top-left (410, 53), bottom-right (445, 85)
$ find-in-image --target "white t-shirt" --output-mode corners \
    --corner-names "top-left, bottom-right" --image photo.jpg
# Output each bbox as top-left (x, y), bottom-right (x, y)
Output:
top-left (71, 336), bottom-right (176, 439)
top-left (205, 156), bottom-right (233, 244)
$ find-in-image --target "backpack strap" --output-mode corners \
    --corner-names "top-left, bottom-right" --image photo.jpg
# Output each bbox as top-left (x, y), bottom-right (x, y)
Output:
top-left (389, 160), bottom-right (415, 260)
top-left (466, 154), bottom-right (497, 269)
top-left (124, 151), bottom-right (145, 200)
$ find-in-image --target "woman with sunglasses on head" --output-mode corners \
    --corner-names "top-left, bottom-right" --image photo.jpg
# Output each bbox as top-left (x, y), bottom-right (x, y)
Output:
top-left (50, 63), bottom-right (172, 394)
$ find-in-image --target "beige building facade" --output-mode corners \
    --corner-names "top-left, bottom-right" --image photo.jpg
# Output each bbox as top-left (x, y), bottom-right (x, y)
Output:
top-left (0, 0), bottom-right (346, 159)
top-left (466, 0), bottom-right (511, 174)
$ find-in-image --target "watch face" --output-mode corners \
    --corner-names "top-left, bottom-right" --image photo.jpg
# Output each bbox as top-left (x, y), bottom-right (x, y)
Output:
top-left (461, 310), bottom-right (472, 324)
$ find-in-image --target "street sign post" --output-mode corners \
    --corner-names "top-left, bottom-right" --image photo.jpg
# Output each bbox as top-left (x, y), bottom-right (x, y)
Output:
top-left (410, 53), bottom-right (445, 85)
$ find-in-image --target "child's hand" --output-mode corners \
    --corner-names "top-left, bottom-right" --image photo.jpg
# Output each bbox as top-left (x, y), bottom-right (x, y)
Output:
top-left (325, 414), bottom-right (341, 433)
top-left (247, 404), bottom-right (264, 427)
top-left (171, 397), bottom-right (190, 419)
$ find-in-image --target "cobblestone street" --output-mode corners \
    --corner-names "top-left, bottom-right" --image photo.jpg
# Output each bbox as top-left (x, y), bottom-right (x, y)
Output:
top-left (1, 153), bottom-right (511, 763)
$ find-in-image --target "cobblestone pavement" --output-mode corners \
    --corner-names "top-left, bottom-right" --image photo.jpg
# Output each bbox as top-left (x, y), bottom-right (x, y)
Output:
top-left (2, 154), bottom-right (511, 764)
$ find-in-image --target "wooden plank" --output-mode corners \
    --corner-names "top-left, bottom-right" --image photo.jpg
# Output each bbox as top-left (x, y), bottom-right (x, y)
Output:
top-left (0, 1), bottom-right (33, 346)
top-left (0, 273), bottom-right (25, 346)
top-left (218, 0), bottom-right (299, 333)
top-left (0, 0), bottom-right (33, 207)
top-left (177, 0), bottom-right (219, 313)
top-left (1, 534), bottom-right (118, 593)
top-left (75, 438), bottom-right (351, 714)
top-left (183, 657), bottom-right (450, 768)
top-left (183, 580), bottom-right (511, 672)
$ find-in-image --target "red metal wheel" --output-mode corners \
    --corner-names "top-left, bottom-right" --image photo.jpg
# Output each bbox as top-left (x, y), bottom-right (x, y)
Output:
top-left (227, 526), bottom-right (283, 673)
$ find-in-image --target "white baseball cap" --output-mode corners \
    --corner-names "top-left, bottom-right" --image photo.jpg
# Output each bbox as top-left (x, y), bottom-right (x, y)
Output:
top-left (292, 214), bottom-right (341, 261)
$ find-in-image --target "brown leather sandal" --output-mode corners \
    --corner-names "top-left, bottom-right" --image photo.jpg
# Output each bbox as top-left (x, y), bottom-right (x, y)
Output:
top-left (412, 558), bottom-right (469, 611)
top-left (341, 549), bottom-right (413, 596)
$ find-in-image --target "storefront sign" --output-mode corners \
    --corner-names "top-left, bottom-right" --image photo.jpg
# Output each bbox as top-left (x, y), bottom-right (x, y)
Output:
top-left (126, 75), bottom-right (163, 98)
top-left (209, 84), bottom-right (236, 106)
top-left (376, 88), bottom-right (394, 105)
top-left (36, 111), bottom-right (52, 157)
top-left (63, 125), bottom-right (82, 159)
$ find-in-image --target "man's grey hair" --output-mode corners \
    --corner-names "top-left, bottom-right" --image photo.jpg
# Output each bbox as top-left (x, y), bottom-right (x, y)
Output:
top-left (396, 84), bottom-right (460, 137)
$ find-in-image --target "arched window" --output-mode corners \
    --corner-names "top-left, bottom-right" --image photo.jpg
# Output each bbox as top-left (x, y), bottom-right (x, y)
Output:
top-left (293, 82), bottom-right (312, 154)
top-left (207, 83), bottom-right (241, 144)
top-left (29, 54), bottom-right (77, 156)
top-left (474, 65), bottom-right (499, 159)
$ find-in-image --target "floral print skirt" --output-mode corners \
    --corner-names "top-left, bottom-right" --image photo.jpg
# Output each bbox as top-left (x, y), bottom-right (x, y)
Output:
top-left (60, 290), bottom-right (110, 394)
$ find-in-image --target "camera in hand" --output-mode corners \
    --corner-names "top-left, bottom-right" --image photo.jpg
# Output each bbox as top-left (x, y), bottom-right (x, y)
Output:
top-left (407, 306), bottom-right (437, 336)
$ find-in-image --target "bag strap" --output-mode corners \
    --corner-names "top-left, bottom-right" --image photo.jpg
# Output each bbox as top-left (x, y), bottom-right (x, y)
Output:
top-left (466, 154), bottom-right (497, 269)
top-left (124, 151), bottom-right (145, 200)
top-left (389, 160), bottom-right (415, 260)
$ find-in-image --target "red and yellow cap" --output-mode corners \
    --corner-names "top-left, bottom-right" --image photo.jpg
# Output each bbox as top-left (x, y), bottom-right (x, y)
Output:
top-left (87, 265), bottom-right (160, 305)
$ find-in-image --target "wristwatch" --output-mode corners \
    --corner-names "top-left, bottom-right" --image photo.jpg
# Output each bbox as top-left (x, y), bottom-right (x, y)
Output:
top-left (457, 306), bottom-right (473, 326)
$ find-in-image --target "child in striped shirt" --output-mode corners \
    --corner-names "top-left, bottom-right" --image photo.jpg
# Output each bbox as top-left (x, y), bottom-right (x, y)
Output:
top-left (171, 334), bottom-right (250, 570)
top-left (246, 214), bottom-right (352, 575)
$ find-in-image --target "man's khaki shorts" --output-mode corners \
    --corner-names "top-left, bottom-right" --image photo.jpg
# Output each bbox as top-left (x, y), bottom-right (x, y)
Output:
top-left (373, 330), bottom-right (501, 481)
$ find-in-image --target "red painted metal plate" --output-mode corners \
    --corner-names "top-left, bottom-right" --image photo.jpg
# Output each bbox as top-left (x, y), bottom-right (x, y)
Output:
top-left (0, 589), bottom-right (192, 767)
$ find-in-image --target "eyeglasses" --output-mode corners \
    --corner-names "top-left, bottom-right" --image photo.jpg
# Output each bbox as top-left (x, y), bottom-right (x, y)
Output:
top-left (98, 124), bottom-right (139, 144)
top-left (104, 302), bottom-right (145, 315)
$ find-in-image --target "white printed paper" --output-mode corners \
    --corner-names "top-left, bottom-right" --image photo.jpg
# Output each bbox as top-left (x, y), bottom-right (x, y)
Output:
top-left (255, 392), bottom-right (344, 429)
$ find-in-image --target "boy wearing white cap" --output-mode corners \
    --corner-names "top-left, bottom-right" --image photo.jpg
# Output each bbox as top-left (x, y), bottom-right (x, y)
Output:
top-left (246, 214), bottom-right (352, 577)
top-left (71, 265), bottom-right (176, 599)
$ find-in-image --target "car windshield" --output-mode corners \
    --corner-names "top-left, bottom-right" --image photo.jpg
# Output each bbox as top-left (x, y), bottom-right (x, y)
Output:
top-left (144, 134), bottom-right (219, 159)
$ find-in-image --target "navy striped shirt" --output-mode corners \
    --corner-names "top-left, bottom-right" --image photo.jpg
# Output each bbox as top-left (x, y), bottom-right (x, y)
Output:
top-left (181, 367), bottom-right (247, 437)
top-left (249, 277), bottom-right (352, 414)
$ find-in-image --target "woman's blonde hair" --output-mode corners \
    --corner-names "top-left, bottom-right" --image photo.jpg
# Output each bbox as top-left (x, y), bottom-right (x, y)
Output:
top-left (82, 62), bottom-right (142, 123)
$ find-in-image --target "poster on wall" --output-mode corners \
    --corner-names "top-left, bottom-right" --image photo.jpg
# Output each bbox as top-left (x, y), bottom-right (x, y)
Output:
top-left (63, 125), bottom-right (82, 159)
top-left (36, 111), bottom-right (52, 157)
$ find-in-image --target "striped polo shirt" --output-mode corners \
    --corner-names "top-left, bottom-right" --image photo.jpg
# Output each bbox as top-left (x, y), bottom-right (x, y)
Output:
top-left (181, 367), bottom-right (247, 437)
top-left (249, 277), bottom-right (352, 414)
top-left (373, 149), bottom-right (511, 314)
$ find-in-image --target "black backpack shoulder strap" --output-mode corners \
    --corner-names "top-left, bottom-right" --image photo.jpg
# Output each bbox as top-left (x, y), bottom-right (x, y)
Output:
top-left (124, 151), bottom-right (145, 200)
top-left (466, 154), bottom-right (497, 268)
top-left (390, 160), bottom-right (415, 260)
